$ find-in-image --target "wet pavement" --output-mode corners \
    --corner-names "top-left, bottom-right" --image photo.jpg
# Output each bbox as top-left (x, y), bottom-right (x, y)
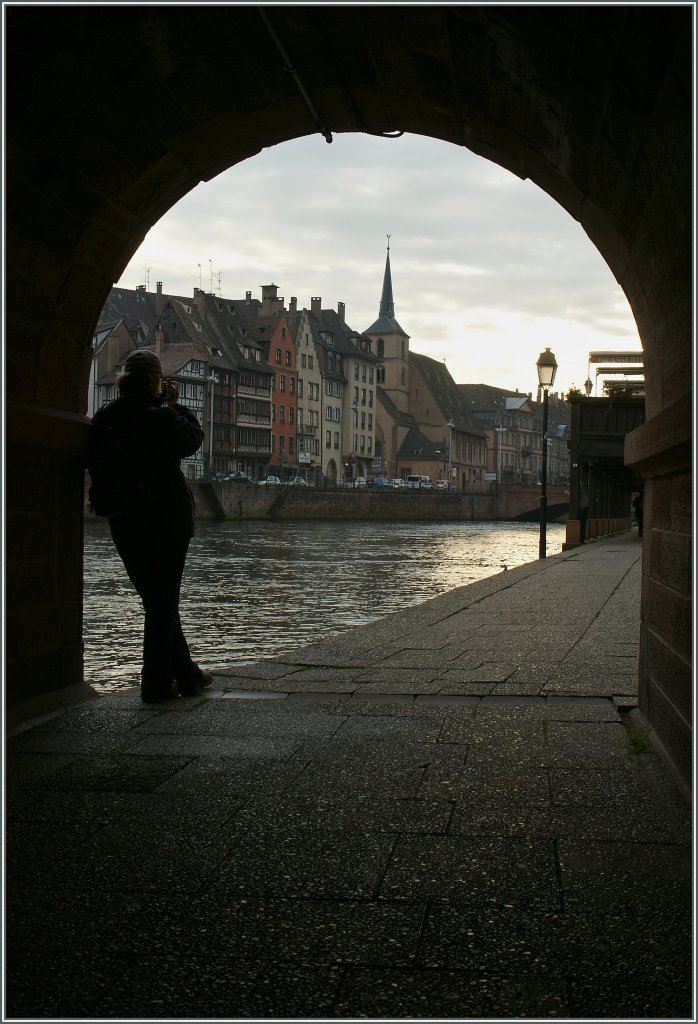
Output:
top-left (5, 531), bottom-right (693, 1020)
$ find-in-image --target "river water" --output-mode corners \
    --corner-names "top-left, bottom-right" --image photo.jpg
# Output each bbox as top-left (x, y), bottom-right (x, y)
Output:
top-left (83, 518), bottom-right (565, 694)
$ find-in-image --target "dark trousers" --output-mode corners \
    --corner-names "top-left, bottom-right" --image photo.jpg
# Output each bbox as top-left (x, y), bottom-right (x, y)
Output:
top-left (109, 516), bottom-right (198, 692)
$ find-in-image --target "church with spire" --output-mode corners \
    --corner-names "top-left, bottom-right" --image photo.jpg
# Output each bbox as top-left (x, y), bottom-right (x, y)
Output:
top-left (365, 240), bottom-right (488, 486)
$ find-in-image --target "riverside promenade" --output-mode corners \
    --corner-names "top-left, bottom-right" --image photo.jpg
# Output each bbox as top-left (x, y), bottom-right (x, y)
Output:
top-left (5, 532), bottom-right (693, 1021)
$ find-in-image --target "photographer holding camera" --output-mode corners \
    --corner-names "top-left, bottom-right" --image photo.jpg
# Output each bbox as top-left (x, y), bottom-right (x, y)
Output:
top-left (88, 349), bottom-right (213, 702)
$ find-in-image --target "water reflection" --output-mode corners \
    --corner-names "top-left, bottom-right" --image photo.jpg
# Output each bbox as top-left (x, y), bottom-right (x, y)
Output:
top-left (83, 518), bottom-right (565, 693)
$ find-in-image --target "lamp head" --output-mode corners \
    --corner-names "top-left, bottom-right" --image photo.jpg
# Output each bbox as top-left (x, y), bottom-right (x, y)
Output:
top-left (536, 348), bottom-right (558, 388)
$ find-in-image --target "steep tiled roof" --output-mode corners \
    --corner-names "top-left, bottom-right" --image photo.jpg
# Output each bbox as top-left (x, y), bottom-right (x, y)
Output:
top-left (377, 387), bottom-right (417, 428)
top-left (410, 352), bottom-right (485, 437)
top-left (397, 426), bottom-right (444, 460)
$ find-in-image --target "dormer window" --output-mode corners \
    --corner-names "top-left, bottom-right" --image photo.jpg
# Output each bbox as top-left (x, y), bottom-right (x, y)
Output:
top-left (210, 347), bottom-right (222, 357)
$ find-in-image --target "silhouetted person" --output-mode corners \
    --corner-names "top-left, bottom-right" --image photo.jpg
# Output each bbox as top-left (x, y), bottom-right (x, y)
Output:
top-left (88, 350), bottom-right (212, 702)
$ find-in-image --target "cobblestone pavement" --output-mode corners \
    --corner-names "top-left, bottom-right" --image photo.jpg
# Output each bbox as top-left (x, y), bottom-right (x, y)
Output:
top-left (5, 532), bottom-right (693, 1020)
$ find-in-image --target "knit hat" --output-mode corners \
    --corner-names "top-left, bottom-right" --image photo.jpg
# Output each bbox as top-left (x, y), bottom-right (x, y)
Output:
top-left (122, 350), bottom-right (163, 375)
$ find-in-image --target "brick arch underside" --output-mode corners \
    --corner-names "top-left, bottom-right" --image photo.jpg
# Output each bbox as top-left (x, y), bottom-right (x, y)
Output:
top-left (5, 7), bottom-right (692, 786)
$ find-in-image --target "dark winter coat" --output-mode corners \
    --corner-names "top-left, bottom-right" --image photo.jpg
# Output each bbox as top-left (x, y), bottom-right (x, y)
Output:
top-left (88, 394), bottom-right (204, 536)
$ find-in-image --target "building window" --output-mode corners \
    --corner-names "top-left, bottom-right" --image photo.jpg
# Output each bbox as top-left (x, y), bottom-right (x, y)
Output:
top-left (326, 430), bottom-right (331, 449)
top-left (280, 375), bottom-right (286, 392)
top-left (279, 406), bottom-right (285, 424)
top-left (285, 350), bottom-right (291, 366)
top-left (354, 364), bottom-right (359, 380)
top-left (297, 380), bottom-right (303, 398)
top-left (290, 378), bottom-right (295, 395)
top-left (308, 356), bottom-right (314, 369)
top-left (276, 348), bottom-right (282, 364)
top-left (302, 354), bottom-right (307, 368)
top-left (289, 407), bottom-right (295, 425)
top-left (334, 432), bottom-right (340, 449)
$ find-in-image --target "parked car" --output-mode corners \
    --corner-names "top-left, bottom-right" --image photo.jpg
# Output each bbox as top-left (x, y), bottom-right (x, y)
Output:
top-left (287, 476), bottom-right (308, 486)
top-left (227, 470), bottom-right (251, 483)
top-left (344, 476), bottom-right (366, 488)
top-left (257, 475), bottom-right (282, 485)
top-left (390, 478), bottom-right (407, 489)
top-left (434, 479), bottom-right (449, 490)
top-left (367, 477), bottom-right (390, 488)
top-left (406, 474), bottom-right (432, 489)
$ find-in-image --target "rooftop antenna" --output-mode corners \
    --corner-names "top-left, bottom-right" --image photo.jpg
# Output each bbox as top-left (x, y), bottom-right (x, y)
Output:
top-left (197, 263), bottom-right (202, 290)
top-left (144, 265), bottom-right (150, 290)
top-left (217, 271), bottom-right (222, 297)
top-left (209, 259), bottom-right (213, 293)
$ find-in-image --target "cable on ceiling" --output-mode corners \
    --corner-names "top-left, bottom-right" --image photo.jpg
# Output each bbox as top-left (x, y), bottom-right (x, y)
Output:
top-left (258, 7), bottom-right (334, 144)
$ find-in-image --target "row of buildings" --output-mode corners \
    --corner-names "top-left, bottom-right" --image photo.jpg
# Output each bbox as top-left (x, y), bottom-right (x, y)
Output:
top-left (91, 249), bottom-right (571, 488)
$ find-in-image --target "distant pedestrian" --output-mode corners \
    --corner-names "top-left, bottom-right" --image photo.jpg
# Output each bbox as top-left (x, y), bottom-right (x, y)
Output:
top-left (88, 349), bottom-right (213, 703)
top-left (633, 491), bottom-right (644, 538)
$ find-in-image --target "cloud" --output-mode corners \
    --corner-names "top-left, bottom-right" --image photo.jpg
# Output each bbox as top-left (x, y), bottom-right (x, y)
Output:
top-left (119, 132), bottom-right (640, 394)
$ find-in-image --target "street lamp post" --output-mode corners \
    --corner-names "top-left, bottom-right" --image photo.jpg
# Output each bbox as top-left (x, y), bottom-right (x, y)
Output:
top-left (495, 424), bottom-right (504, 483)
top-left (207, 372), bottom-right (219, 477)
top-left (536, 348), bottom-right (558, 559)
top-left (447, 418), bottom-right (454, 488)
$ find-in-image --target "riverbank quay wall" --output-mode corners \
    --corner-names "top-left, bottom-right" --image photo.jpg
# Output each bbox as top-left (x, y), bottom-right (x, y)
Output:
top-left (191, 482), bottom-right (570, 523)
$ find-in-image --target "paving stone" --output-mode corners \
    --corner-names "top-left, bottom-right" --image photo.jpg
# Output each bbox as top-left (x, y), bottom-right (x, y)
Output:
top-left (234, 793), bottom-right (454, 835)
top-left (211, 826), bottom-right (396, 899)
top-left (127, 733), bottom-right (303, 758)
top-left (89, 956), bottom-right (344, 1019)
top-left (105, 893), bottom-right (427, 964)
top-left (379, 835), bottom-right (561, 911)
top-left (333, 965), bottom-right (570, 1018)
top-left (333, 714), bottom-right (444, 744)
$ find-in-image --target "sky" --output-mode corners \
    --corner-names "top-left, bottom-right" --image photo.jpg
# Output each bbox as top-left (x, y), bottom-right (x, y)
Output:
top-left (116, 132), bottom-right (642, 398)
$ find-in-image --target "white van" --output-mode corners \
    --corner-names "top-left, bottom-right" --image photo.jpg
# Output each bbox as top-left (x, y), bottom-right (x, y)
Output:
top-left (406, 474), bottom-right (432, 489)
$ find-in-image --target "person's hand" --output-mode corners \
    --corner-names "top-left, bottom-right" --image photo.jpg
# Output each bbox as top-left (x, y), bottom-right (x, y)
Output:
top-left (163, 380), bottom-right (180, 404)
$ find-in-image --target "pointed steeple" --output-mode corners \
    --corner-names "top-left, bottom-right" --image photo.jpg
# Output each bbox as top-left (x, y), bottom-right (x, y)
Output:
top-left (365, 237), bottom-right (406, 336)
top-left (379, 236), bottom-right (395, 320)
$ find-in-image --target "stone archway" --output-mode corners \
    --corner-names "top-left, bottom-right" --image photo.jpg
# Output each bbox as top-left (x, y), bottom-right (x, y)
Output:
top-left (5, 7), bottom-right (691, 785)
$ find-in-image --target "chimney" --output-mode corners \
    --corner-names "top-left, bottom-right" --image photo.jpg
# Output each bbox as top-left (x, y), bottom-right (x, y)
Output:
top-left (337, 301), bottom-right (345, 321)
top-left (154, 323), bottom-right (165, 353)
top-left (195, 289), bottom-right (206, 314)
top-left (245, 291), bottom-right (252, 302)
top-left (260, 283), bottom-right (279, 317)
top-left (311, 296), bottom-right (322, 318)
top-left (156, 281), bottom-right (163, 316)
top-left (289, 297), bottom-right (297, 313)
